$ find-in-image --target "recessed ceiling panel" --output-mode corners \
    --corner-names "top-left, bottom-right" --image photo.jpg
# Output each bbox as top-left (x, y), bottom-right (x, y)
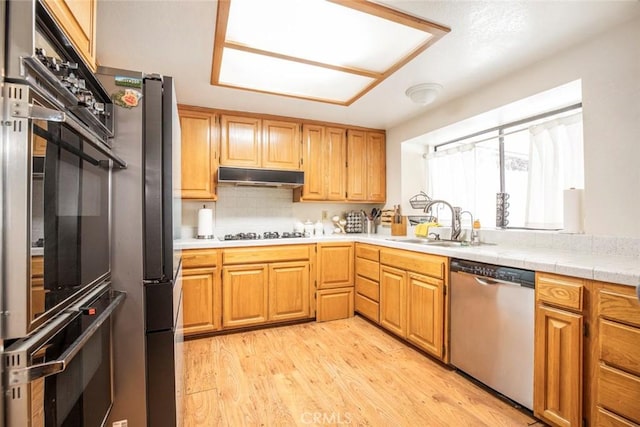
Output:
top-left (226, 0), bottom-right (433, 73)
top-left (219, 48), bottom-right (376, 103)
top-left (211, 0), bottom-right (450, 105)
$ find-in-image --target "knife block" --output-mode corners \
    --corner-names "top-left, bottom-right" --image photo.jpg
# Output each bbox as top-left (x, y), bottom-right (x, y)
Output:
top-left (391, 216), bottom-right (407, 236)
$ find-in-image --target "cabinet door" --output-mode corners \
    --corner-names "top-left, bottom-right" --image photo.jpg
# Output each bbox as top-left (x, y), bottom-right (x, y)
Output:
top-left (366, 131), bottom-right (386, 202)
top-left (316, 287), bottom-right (354, 322)
top-left (326, 127), bottom-right (346, 201)
top-left (300, 125), bottom-right (326, 200)
top-left (268, 262), bottom-right (310, 322)
top-left (222, 264), bottom-right (268, 328)
top-left (406, 272), bottom-right (444, 358)
top-left (42, 0), bottom-right (97, 70)
top-left (317, 243), bottom-right (354, 289)
top-left (380, 265), bottom-right (406, 337)
top-left (534, 305), bottom-right (583, 427)
top-left (220, 115), bottom-right (261, 167)
top-left (181, 267), bottom-right (220, 335)
top-left (262, 120), bottom-right (300, 170)
top-left (346, 130), bottom-right (367, 201)
top-left (179, 109), bottom-right (217, 199)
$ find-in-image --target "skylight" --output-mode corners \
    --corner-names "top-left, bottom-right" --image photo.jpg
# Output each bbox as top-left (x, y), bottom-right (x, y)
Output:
top-left (211, 0), bottom-right (450, 105)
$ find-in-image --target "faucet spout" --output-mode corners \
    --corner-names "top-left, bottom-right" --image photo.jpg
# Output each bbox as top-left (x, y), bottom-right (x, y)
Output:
top-left (424, 200), bottom-right (462, 241)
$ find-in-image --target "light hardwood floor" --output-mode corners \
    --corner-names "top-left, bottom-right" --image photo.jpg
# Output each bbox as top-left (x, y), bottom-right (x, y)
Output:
top-left (181, 316), bottom-right (539, 426)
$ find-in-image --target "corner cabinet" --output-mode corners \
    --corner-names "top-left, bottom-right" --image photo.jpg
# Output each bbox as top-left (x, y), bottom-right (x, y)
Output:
top-left (179, 107), bottom-right (218, 200)
top-left (316, 242), bottom-right (355, 322)
top-left (534, 273), bottom-right (586, 427)
top-left (181, 249), bottom-right (221, 336)
top-left (346, 130), bottom-right (386, 203)
top-left (41, 0), bottom-right (97, 70)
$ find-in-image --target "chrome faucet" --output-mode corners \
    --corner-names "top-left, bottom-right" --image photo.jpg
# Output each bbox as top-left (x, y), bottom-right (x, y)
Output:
top-left (424, 200), bottom-right (462, 241)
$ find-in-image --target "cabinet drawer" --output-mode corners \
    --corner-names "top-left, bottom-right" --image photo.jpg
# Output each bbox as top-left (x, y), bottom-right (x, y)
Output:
top-left (599, 289), bottom-right (640, 328)
top-left (355, 293), bottom-right (379, 323)
top-left (600, 319), bottom-right (640, 377)
top-left (356, 257), bottom-right (379, 281)
top-left (223, 245), bottom-right (311, 264)
top-left (316, 287), bottom-right (354, 322)
top-left (598, 364), bottom-right (640, 424)
top-left (379, 249), bottom-right (445, 279)
top-left (355, 244), bottom-right (379, 262)
top-left (182, 249), bottom-right (218, 268)
top-left (356, 275), bottom-right (379, 302)
top-left (596, 407), bottom-right (638, 427)
top-left (536, 273), bottom-right (584, 311)
top-left (31, 256), bottom-right (44, 277)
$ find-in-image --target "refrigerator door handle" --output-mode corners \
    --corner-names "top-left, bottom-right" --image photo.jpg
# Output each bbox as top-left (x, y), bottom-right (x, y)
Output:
top-left (6, 291), bottom-right (125, 385)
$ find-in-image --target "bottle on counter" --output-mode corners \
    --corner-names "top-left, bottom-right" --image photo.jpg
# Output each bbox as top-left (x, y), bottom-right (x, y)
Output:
top-left (303, 220), bottom-right (314, 237)
top-left (314, 220), bottom-right (324, 236)
top-left (471, 219), bottom-right (481, 245)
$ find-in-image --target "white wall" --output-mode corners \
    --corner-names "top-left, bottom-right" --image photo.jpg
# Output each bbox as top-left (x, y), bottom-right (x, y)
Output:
top-left (386, 15), bottom-right (640, 238)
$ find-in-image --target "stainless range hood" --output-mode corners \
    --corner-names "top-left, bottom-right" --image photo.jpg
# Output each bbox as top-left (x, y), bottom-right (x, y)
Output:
top-left (218, 166), bottom-right (304, 188)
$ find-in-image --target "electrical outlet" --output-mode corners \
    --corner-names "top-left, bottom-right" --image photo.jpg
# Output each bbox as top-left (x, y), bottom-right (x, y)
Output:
top-left (322, 210), bottom-right (328, 220)
top-left (113, 420), bottom-right (128, 427)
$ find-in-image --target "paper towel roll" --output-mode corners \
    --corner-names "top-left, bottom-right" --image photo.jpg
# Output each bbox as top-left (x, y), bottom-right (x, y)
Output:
top-left (562, 188), bottom-right (584, 234)
top-left (197, 207), bottom-right (214, 238)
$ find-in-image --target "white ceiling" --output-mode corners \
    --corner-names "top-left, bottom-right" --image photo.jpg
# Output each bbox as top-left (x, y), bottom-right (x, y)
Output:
top-left (97, 1), bottom-right (640, 130)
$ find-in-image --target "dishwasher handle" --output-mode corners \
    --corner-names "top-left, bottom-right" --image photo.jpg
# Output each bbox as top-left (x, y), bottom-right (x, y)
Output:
top-left (475, 277), bottom-right (497, 286)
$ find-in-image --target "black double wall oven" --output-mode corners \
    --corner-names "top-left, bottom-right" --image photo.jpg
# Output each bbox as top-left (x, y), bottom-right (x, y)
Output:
top-left (2, 1), bottom-right (125, 425)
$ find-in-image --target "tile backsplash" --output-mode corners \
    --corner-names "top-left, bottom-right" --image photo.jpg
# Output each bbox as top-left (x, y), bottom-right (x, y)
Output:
top-left (182, 187), bottom-right (381, 238)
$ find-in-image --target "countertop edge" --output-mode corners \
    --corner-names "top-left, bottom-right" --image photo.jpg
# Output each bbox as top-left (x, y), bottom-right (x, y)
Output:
top-left (175, 235), bottom-right (640, 289)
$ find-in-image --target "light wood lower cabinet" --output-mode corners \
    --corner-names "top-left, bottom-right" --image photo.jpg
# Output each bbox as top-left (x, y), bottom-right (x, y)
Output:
top-left (406, 272), bottom-right (444, 359)
top-left (380, 265), bottom-right (406, 336)
top-left (534, 272), bottom-right (586, 427)
top-left (379, 248), bottom-right (447, 361)
top-left (354, 243), bottom-right (380, 323)
top-left (316, 288), bottom-right (354, 322)
top-left (593, 282), bottom-right (640, 426)
top-left (181, 249), bottom-right (221, 336)
top-left (221, 245), bottom-right (314, 330)
top-left (268, 262), bottom-right (310, 322)
top-left (222, 264), bottom-right (269, 329)
top-left (316, 243), bottom-right (355, 322)
top-left (31, 255), bottom-right (45, 320)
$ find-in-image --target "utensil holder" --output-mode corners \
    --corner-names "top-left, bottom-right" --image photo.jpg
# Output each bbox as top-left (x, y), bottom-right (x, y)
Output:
top-left (391, 216), bottom-right (407, 236)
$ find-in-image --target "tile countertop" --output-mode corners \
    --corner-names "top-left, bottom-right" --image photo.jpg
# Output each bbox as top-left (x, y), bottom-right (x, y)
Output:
top-left (176, 234), bottom-right (640, 291)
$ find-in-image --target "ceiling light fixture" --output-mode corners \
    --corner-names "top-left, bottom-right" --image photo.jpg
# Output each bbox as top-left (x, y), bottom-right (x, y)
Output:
top-left (211, 0), bottom-right (450, 105)
top-left (405, 83), bottom-right (443, 105)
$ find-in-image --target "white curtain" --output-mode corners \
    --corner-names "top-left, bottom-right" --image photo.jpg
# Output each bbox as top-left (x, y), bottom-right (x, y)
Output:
top-left (525, 112), bottom-right (584, 228)
top-left (426, 142), bottom-right (498, 225)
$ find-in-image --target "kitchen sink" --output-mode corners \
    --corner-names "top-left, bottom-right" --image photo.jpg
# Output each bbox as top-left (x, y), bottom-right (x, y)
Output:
top-left (385, 238), bottom-right (494, 247)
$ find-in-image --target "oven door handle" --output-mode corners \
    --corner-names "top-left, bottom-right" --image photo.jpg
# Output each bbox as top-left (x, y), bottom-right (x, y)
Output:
top-left (10, 101), bottom-right (66, 122)
top-left (7, 291), bottom-right (126, 386)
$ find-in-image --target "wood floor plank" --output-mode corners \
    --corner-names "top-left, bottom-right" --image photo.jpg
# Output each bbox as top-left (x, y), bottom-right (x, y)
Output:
top-left (182, 316), bottom-right (538, 426)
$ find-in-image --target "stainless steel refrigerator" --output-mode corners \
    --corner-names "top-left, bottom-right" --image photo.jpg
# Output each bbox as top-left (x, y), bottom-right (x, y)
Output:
top-left (98, 67), bottom-right (183, 427)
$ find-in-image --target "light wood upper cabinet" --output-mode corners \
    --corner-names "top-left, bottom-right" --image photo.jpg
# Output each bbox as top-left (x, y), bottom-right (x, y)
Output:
top-left (41, 0), bottom-right (97, 71)
top-left (220, 115), bottom-right (301, 170)
top-left (346, 129), bottom-right (386, 202)
top-left (268, 261), bottom-right (310, 322)
top-left (317, 243), bottom-right (354, 289)
top-left (262, 120), bottom-right (300, 170)
top-left (179, 108), bottom-right (217, 200)
top-left (296, 125), bottom-right (346, 201)
top-left (220, 115), bottom-right (261, 168)
top-left (346, 130), bottom-right (367, 201)
top-left (366, 131), bottom-right (386, 202)
top-left (222, 264), bottom-right (269, 329)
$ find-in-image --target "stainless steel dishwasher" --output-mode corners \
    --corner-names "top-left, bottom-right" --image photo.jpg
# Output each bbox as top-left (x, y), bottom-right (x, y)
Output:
top-left (450, 258), bottom-right (535, 410)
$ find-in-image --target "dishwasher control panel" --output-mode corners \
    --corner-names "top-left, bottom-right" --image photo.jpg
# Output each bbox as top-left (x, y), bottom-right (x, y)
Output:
top-left (450, 259), bottom-right (535, 288)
